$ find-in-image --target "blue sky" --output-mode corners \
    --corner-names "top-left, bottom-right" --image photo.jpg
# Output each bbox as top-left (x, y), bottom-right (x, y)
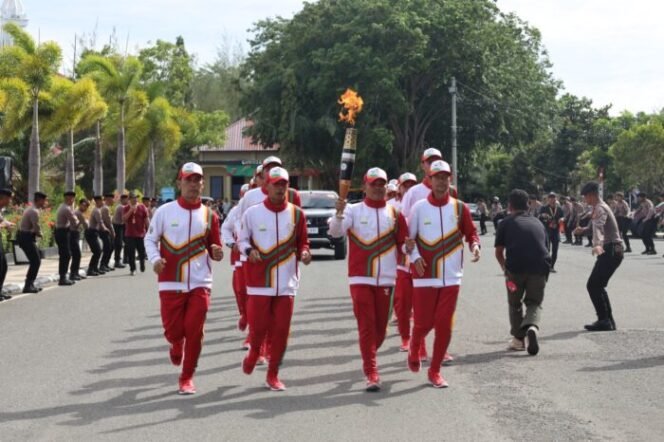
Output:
top-left (19, 0), bottom-right (664, 115)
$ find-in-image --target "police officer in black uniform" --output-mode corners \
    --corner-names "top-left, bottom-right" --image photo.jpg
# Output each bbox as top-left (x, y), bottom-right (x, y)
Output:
top-left (17, 192), bottom-right (48, 293)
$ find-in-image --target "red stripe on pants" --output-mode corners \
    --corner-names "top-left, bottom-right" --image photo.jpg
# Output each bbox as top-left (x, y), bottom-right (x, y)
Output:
top-left (410, 285), bottom-right (459, 373)
top-left (350, 285), bottom-right (392, 377)
top-left (246, 295), bottom-right (294, 376)
top-left (160, 288), bottom-right (211, 380)
top-left (232, 267), bottom-right (247, 317)
top-left (395, 270), bottom-right (413, 340)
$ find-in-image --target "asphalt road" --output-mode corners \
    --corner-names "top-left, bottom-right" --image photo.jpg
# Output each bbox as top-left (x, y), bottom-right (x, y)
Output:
top-left (1, 230), bottom-right (662, 441)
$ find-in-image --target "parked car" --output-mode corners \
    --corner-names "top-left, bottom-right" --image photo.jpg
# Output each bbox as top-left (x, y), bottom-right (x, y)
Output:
top-left (467, 202), bottom-right (481, 220)
top-left (301, 190), bottom-right (347, 260)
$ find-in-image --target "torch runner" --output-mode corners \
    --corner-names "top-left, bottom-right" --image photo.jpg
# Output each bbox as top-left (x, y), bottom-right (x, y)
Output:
top-left (337, 89), bottom-right (364, 218)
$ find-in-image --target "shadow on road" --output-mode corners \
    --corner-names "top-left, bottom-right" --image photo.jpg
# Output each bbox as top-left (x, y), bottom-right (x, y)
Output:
top-left (578, 355), bottom-right (664, 372)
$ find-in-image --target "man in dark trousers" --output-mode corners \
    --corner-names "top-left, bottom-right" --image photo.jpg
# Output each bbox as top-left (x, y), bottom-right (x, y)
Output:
top-left (123, 192), bottom-right (150, 276)
top-left (112, 194), bottom-right (128, 268)
top-left (99, 194), bottom-right (116, 272)
top-left (0, 188), bottom-right (15, 301)
top-left (70, 198), bottom-right (88, 281)
top-left (54, 191), bottom-right (78, 286)
top-left (86, 196), bottom-right (105, 276)
top-left (16, 192), bottom-right (48, 293)
top-left (574, 181), bottom-right (624, 332)
top-left (495, 189), bottom-right (551, 355)
top-left (538, 192), bottom-right (564, 272)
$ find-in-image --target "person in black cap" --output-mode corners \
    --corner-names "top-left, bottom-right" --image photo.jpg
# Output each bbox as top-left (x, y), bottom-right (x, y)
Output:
top-left (538, 192), bottom-right (564, 273)
top-left (574, 181), bottom-right (623, 331)
top-left (0, 188), bottom-right (15, 301)
top-left (54, 191), bottom-right (78, 286)
top-left (86, 196), bottom-right (105, 276)
top-left (17, 192), bottom-right (48, 293)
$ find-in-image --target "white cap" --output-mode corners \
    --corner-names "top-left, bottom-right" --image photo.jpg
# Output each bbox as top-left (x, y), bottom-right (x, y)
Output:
top-left (399, 172), bottom-right (417, 185)
top-left (364, 167), bottom-right (388, 184)
top-left (421, 148), bottom-right (443, 162)
top-left (255, 164), bottom-right (263, 176)
top-left (240, 184), bottom-right (250, 197)
top-left (428, 160), bottom-right (451, 176)
top-left (266, 167), bottom-right (289, 184)
top-left (262, 156), bottom-right (282, 167)
top-left (387, 183), bottom-right (398, 192)
top-left (179, 162), bottom-right (203, 179)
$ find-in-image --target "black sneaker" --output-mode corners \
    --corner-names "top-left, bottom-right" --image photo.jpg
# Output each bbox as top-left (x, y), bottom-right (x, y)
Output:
top-left (526, 326), bottom-right (539, 355)
top-left (86, 271), bottom-right (100, 276)
top-left (584, 319), bottom-right (615, 332)
top-left (140, 260), bottom-right (146, 272)
top-left (58, 279), bottom-right (75, 286)
top-left (114, 262), bottom-right (126, 269)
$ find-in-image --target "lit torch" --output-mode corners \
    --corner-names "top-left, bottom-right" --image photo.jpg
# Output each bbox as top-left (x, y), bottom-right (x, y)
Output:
top-left (337, 88), bottom-right (364, 218)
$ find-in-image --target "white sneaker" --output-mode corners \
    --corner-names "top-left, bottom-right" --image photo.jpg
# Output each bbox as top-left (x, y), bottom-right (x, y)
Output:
top-left (508, 337), bottom-right (525, 351)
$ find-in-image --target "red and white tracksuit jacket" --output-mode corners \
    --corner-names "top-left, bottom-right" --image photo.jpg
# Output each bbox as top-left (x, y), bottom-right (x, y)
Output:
top-left (401, 178), bottom-right (458, 218)
top-left (408, 193), bottom-right (479, 287)
top-left (222, 205), bottom-right (246, 318)
top-left (329, 198), bottom-right (408, 377)
top-left (238, 199), bottom-right (310, 296)
top-left (145, 197), bottom-right (222, 292)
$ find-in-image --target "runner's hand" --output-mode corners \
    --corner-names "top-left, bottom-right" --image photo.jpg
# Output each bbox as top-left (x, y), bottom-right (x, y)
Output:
top-left (210, 244), bottom-right (223, 261)
top-left (301, 250), bottom-right (312, 265)
top-left (153, 258), bottom-right (167, 274)
top-left (471, 244), bottom-right (481, 262)
top-left (405, 237), bottom-right (416, 254)
top-left (249, 249), bottom-right (262, 263)
top-left (414, 258), bottom-right (426, 277)
top-left (592, 245), bottom-right (604, 256)
top-left (335, 199), bottom-right (347, 213)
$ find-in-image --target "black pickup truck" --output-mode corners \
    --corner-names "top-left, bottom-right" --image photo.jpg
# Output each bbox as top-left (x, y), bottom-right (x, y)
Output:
top-left (300, 190), bottom-right (347, 260)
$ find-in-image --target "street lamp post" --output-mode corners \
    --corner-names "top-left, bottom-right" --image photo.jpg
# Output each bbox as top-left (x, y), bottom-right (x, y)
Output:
top-left (449, 77), bottom-right (458, 190)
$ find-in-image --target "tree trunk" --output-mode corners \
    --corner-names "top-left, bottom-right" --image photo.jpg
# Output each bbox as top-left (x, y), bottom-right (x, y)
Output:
top-left (28, 96), bottom-right (40, 201)
top-left (145, 140), bottom-right (156, 198)
top-left (93, 120), bottom-right (103, 196)
top-left (116, 102), bottom-right (126, 194)
top-left (65, 130), bottom-right (75, 192)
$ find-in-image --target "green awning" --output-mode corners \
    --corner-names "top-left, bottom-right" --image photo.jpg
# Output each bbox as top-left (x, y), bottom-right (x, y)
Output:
top-left (225, 165), bottom-right (256, 177)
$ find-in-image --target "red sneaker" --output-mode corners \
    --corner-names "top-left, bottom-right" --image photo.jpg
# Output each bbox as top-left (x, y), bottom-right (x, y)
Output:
top-left (428, 370), bottom-right (449, 389)
top-left (178, 378), bottom-right (196, 395)
top-left (443, 352), bottom-right (454, 366)
top-left (242, 353), bottom-right (258, 375)
top-left (407, 349), bottom-right (421, 373)
top-left (365, 373), bottom-right (381, 392)
top-left (265, 374), bottom-right (286, 391)
top-left (399, 337), bottom-right (410, 352)
top-left (169, 341), bottom-right (183, 366)
top-left (237, 315), bottom-right (247, 332)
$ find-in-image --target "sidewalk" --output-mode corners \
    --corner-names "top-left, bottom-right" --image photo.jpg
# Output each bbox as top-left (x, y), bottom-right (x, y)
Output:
top-left (3, 250), bottom-right (97, 296)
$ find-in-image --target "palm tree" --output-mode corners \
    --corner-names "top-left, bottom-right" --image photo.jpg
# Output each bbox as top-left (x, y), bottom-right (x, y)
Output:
top-left (41, 77), bottom-right (108, 191)
top-left (77, 54), bottom-right (142, 193)
top-left (127, 95), bottom-right (182, 197)
top-left (0, 77), bottom-right (30, 139)
top-left (1, 23), bottom-right (62, 200)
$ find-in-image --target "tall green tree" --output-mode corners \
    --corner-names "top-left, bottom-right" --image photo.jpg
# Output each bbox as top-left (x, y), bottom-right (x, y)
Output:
top-left (41, 77), bottom-right (108, 191)
top-left (240, 0), bottom-right (558, 187)
top-left (1, 23), bottom-right (62, 200)
top-left (139, 36), bottom-right (194, 109)
top-left (0, 77), bottom-right (30, 139)
top-left (78, 54), bottom-right (142, 193)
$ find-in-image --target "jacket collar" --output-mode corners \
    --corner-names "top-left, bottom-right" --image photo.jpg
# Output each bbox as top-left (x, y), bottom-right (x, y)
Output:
top-left (364, 198), bottom-right (386, 209)
top-left (427, 191), bottom-right (450, 207)
top-left (177, 197), bottom-right (201, 210)
top-left (264, 197), bottom-right (288, 212)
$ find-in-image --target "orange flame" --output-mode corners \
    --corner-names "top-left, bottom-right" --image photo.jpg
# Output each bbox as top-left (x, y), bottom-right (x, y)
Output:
top-left (338, 89), bottom-right (364, 126)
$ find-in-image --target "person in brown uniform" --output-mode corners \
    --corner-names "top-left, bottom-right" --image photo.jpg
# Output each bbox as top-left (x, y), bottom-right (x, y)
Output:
top-left (112, 194), bottom-right (128, 269)
top-left (0, 188), bottom-right (15, 301)
top-left (17, 192), bottom-right (48, 293)
top-left (54, 191), bottom-right (78, 286)
top-left (99, 194), bottom-right (116, 272)
top-left (612, 192), bottom-right (632, 253)
top-left (70, 198), bottom-right (89, 281)
top-left (86, 196), bottom-right (106, 276)
top-left (574, 182), bottom-right (624, 332)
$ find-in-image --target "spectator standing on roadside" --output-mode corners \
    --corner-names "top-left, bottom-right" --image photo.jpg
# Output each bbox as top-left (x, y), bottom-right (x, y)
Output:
top-left (538, 192), bottom-right (564, 273)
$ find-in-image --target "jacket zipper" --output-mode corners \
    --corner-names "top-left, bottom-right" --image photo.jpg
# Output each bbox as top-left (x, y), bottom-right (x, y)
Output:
top-left (187, 209), bottom-right (192, 292)
top-left (439, 206), bottom-right (445, 287)
top-left (275, 210), bottom-right (280, 296)
top-left (375, 208), bottom-right (381, 286)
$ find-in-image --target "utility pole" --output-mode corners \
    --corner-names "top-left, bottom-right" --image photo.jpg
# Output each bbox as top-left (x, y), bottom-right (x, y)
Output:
top-left (449, 77), bottom-right (458, 190)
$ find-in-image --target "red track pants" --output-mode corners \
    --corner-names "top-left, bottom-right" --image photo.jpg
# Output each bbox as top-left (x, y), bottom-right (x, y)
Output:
top-left (160, 288), bottom-right (211, 380)
top-left (410, 285), bottom-right (459, 373)
top-left (350, 285), bottom-right (392, 377)
top-left (232, 267), bottom-right (247, 318)
top-left (246, 295), bottom-right (294, 376)
top-left (394, 270), bottom-right (414, 340)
